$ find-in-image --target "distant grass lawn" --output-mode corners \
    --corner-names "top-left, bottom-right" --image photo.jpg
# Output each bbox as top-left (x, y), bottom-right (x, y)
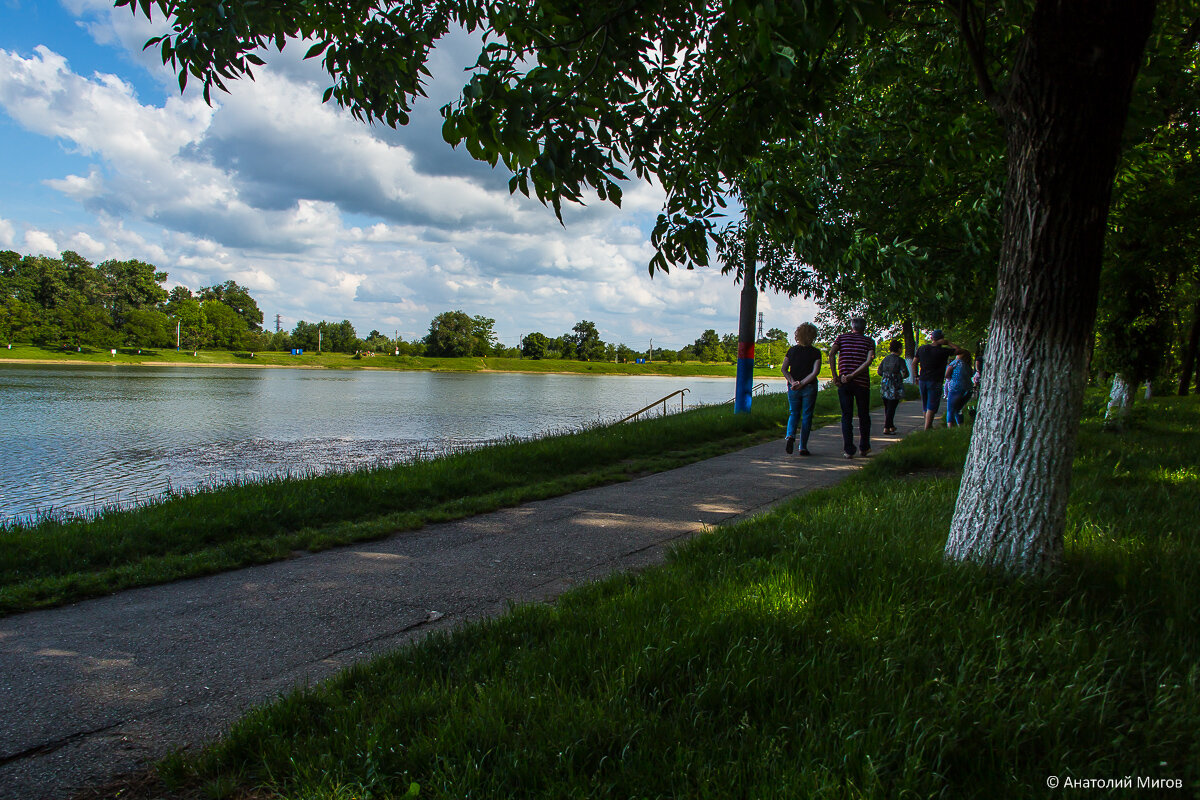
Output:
top-left (0, 343), bottom-right (803, 378)
top-left (154, 395), bottom-right (1199, 799)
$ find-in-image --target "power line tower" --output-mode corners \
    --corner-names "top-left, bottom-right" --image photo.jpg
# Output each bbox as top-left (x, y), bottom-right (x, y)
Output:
top-left (757, 311), bottom-right (764, 341)
top-left (275, 314), bottom-right (282, 333)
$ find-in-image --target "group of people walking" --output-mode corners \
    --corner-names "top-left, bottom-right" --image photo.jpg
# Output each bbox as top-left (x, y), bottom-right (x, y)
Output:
top-left (781, 319), bottom-right (977, 458)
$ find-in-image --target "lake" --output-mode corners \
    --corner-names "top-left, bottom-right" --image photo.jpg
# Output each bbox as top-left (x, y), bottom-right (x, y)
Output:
top-left (0, 364), bottom-right (782, 522)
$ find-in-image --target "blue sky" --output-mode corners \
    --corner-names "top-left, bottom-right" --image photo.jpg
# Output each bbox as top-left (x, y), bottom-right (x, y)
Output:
top-left (0, 0), bottom-right (815, 348)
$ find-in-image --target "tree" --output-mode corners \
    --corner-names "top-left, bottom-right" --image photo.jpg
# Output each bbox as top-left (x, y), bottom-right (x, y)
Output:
top-left (571, 320), bottom-right (605, 361)
top-left (52, 296), bottom-right (115, 348)
top-left (199, 280), bottom-right (264, 331)
top-left (99, 259), bottom-right (169, 332)
top-left (202, 299), bottom-right (250, 349)
top-left (521, 332), bottom-right (549, 360)
top-left (268, 330), bottom-right (293, 352)
top-left (0, 298), bottom-right (40, 344)
top-left (470, 315), bottom-right (497, 356)
top-left (693, 330), bottom-right (724, 363)
top-left (129, 0), bottom-right (1182, 575)
top-left (718, 22), bottom-right (1004, 343)
top-left (1093, 23), bottom-right (1200, 404)
top-left (425, 311), bottom-right (476, 358)
top-left (363, 330), bottom-right (392, 352)
top-left (172, 296), bottom-right (212, 353)
top-left (324, 319), bottom-right (359, 353)
top-left (164, 285), bottom-right (194, 311)
top-left (123, 307), bottom-right (172, 348)
top-left (755, 328), bottom-right (788, 369)
top-left (290, 320), bottom-right (321, 351)
top-left (552, 335), bottom-right (574, 360)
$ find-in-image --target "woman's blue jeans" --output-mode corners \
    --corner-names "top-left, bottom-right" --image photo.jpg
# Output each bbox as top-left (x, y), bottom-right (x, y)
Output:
top-left (946, 390), bottom-right (970, 426)
top-left (787, 384), bottom-right (818, 449)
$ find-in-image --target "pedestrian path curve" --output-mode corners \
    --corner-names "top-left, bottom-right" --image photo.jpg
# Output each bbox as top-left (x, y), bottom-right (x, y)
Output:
top-left (0, 401), bottom-right (926, 799)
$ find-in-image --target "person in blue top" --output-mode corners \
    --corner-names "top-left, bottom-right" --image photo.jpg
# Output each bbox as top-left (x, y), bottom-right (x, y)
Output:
top-left (944, 348), bottom-right (974, 427)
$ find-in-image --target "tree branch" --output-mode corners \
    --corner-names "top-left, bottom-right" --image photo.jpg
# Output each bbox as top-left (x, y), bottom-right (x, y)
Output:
top-left (946, 0), bottom-right (1004, 115)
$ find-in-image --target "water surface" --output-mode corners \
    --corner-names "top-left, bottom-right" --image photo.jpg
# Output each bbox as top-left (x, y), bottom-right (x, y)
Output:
top-left (1, 364), bottom-right (778, 522)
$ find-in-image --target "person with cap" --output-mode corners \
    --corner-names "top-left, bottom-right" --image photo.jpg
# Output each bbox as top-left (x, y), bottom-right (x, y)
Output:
top-left (914, 329), bottom-right (958, 430)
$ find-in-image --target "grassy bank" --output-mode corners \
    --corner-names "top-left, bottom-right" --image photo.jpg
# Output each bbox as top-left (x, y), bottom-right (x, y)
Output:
top-left (0, 386), bottom-right (874, 616)
top-left (0, 343), bottom-right (791, 378)
top-left (155, 395), bottom-right (1198, 799)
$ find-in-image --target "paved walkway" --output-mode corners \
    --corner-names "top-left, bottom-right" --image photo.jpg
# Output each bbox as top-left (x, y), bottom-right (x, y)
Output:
top-left (0, 401), bottom-right (925, 799)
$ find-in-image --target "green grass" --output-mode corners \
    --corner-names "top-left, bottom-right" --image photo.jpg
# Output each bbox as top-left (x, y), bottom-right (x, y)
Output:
top-left (154, 395), bottom-right (1199, 799)
top-left (0, 343), bottom-right (773, 377)
top-left (0, 385), bottom-right (872, 616)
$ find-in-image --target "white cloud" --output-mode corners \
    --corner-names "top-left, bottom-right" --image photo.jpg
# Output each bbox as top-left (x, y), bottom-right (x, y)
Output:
top-left (63, 230), bottom-right (107, 259)
top-left (24, 229), bottom-right (59, 256)
top-left (0, 217), bottom-right (13, 247)
top-left (0, 10), bottom-right (814, 349)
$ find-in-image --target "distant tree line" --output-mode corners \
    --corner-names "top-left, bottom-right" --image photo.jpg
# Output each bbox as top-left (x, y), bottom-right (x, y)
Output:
top-left (1, 250), bottom-right (799, 363)
top-left (0, 250), bottom-right (359, 354)
top-left (514, 323), bottom-right (800, 365)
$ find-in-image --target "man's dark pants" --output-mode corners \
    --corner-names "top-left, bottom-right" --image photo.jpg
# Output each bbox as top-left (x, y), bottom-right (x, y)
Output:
top-left (837, 382), bottom-right (871, 456)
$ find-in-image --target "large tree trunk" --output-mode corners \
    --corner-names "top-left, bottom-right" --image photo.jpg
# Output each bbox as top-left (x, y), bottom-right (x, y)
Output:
top-left (1178, 295), bottom-right (1200, 395)
top-left (1106, 372), bottom-right (1133, 426)
top-left (945, 2), bottom-right (1155, 574)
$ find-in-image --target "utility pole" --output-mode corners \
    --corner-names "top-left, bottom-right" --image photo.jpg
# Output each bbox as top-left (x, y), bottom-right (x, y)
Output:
top-left (649, 338), bottom-right (653, 363)
top-left (318, 324), bottom-right (322, 353)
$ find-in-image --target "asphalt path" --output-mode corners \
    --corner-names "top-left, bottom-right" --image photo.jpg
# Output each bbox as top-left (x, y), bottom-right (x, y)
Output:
top-left (0, 400), bottom-right (926, 799)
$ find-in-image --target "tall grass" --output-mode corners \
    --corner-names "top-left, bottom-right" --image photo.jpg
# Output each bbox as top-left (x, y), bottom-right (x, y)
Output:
top-left (160, 396), bottom-right (1199, 799)
top-left (1, 388), bottom-right (870, 615)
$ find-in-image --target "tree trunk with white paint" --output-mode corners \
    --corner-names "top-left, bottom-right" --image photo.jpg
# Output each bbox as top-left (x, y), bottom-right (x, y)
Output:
top-left (944, 2), bottom-right (1154, 575)
top-left (1106, 373), bottom-right (1133, 426)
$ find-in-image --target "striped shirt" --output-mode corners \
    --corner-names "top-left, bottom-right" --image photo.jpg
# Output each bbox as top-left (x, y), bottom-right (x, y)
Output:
top-left (832, 332), bottom-right (875, 388)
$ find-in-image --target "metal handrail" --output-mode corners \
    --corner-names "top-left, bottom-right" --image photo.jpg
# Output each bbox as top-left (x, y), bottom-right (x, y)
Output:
top-left (616, 388), bottom-right (690, 424)
top-left (721, 383), bottom-right (771, 405)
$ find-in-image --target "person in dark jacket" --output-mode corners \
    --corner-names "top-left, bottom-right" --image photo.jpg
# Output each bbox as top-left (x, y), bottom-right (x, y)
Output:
top-left (914, 329), bottom-right (958, 430)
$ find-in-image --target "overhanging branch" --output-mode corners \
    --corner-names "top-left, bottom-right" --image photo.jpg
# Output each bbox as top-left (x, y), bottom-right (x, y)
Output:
top-left (947, 0), bottom-right (1004, 115)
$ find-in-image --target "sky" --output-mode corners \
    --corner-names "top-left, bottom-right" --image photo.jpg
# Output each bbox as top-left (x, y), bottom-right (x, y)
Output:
top-left (0, 0), bottom-right (817, 350)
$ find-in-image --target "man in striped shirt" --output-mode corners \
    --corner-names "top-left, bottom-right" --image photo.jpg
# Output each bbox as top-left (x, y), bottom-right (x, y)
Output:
top-left (829, 318), bottom-right (877, 458)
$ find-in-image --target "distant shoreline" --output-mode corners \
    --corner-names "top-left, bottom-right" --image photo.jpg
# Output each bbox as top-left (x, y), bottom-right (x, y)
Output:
top-left (0, 358), bottom-right (322, 369)
top-left (0, 356), bottom-right (781, 381)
